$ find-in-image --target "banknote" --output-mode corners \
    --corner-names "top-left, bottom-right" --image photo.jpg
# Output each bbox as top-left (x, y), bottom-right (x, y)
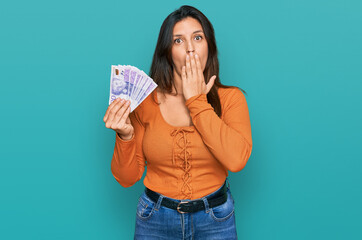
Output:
top-left (109, 65), bottom-right (157, 112)
top-left (109, 65), bottom-right (129, 103)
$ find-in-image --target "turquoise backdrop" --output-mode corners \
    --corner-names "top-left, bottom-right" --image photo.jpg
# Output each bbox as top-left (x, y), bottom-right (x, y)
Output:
top-left (1, 0), bottom-right (361, 239)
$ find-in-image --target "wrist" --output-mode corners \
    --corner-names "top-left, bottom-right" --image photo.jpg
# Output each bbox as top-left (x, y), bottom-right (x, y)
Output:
top-left (185, 93), bottom-right (206, 105)
top-left (184, 91), bottom-right (200, 101)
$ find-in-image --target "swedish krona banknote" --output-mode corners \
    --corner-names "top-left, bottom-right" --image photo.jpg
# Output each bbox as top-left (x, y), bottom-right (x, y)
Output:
top-left (109, 65), bottom-right (157, 112)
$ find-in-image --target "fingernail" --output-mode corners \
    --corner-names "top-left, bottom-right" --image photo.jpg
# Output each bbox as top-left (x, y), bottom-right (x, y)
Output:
top-left (190, 52), bottom-right (193, 56)
top-left (186, 55), bottom-right (189, 60)
top-left (195, 53), bottom-right (198, 58)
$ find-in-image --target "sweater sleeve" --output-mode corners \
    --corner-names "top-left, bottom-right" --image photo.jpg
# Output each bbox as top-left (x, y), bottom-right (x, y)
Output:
top-left (110, 106), bottom-right (146, 187)
top-left (185, 88), bottom-right (252, 172)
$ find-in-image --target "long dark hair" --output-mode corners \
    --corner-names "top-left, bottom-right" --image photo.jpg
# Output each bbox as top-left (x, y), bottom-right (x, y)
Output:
top-left (149, 5), bottom-right (246, 117)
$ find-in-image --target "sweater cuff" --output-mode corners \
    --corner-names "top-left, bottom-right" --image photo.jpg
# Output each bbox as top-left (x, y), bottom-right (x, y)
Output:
top-left (115, 132), bottom-right (135, 144)
top-left (185, 94), bottom-right (213, 117)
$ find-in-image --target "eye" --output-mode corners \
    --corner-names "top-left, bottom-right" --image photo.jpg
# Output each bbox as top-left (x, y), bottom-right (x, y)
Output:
top-left (195, 35), bottom-right (203, 41)
top-left (174, 38), bottom-right (183, 44)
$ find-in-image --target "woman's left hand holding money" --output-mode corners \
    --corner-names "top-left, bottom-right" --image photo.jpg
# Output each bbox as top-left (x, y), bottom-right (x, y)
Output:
top-left (181, 52), bottom-right (217, 101)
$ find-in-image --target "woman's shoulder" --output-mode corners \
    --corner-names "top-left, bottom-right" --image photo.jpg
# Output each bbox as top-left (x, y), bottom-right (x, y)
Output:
top-left (217, 87), bottom-right (249, 118)
top-left (217, 86), bottom-right (247, 104)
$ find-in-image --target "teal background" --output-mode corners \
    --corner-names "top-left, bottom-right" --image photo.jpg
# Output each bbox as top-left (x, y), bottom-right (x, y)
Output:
top-left (0, 0), bottom-right (361, 239)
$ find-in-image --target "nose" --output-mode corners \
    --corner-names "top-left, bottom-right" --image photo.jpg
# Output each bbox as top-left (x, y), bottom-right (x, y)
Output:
top-left (186, 41), bottom-right (195, 54)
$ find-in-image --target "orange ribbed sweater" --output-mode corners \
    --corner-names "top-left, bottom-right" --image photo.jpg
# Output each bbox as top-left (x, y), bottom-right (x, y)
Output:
top-left (111, 87), bottom-right (252, 200)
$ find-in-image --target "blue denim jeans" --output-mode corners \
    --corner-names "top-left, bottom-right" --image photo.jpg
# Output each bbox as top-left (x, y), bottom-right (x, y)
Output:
top-left (134, 180), bottom-right (238, 239)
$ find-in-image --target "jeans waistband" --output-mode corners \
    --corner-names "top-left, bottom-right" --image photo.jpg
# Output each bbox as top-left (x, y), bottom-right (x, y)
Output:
top-left (145, 181), bottom-right (229, 213)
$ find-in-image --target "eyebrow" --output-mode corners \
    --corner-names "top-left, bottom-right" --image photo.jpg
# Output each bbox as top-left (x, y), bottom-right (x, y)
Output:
top-left (173, 30), bottom-right (204, 37)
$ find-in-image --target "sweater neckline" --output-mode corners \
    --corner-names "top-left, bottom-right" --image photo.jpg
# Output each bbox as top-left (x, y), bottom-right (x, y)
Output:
top-left (154, 90), bottom-right (195, 130)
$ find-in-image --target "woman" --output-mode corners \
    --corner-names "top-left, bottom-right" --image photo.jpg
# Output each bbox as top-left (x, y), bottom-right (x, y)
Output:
top-left (103, 5), bottom-right (252, 239)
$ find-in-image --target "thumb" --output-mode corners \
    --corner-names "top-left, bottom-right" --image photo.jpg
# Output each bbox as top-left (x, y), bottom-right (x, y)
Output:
top-left (205, 75), bottom-right (216, 94)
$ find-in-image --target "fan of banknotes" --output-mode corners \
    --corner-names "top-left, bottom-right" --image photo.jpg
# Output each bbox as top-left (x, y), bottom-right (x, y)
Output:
top-left (109, 65), bottom-right (157, 112)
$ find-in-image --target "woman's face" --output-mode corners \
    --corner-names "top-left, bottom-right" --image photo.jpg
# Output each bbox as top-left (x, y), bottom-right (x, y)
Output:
top-left (171, 17), bottom-right (208, 77)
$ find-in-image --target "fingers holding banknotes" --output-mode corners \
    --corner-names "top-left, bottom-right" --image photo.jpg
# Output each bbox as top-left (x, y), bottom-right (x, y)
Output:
top-left (103, 98), bottom-right (134, 140)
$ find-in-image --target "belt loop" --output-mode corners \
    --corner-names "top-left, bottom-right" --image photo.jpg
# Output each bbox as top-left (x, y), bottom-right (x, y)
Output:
top-left (154, 194), bottom-right (164, 211)
top-left (226, 177), bottom-right (230, 190)
top-left (201, 197), bottom-right (210, 213)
